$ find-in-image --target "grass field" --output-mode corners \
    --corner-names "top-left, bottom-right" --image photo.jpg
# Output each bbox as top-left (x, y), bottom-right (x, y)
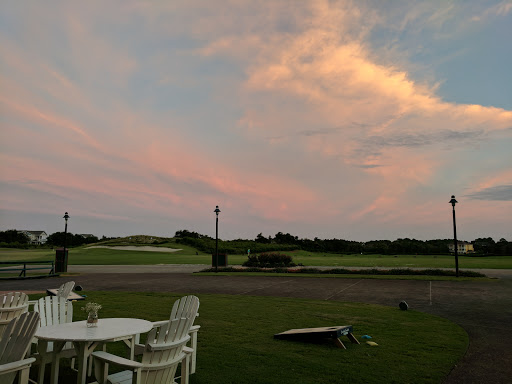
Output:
top-left (29, 292), bottom-right (468, 384)
top-left (1, 247), bottom-right (511, 269)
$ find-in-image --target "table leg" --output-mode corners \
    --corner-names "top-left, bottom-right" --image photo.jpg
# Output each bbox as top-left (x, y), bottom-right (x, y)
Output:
top-left (88, 342), bottom-right (106, 377)
top-left (128, 335), bottom-right (136, 360)
top-left (73, 341), bottom-right (101, 384)
top-left (36, 340), bottom-right (48, 384)
top-left (50, 341), bottom-right (67, 384)
top-left (74, 342), bottom-right (89, 384)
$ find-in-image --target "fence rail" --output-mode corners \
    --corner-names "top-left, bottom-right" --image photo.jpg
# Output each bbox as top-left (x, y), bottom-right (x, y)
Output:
top-left (0, 260), bottom-right (56, 278)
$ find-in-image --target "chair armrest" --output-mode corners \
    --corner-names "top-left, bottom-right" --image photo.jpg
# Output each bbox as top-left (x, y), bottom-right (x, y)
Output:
top-left (151, 320), bottom-right (168, 328)
top-left (0, 357), bottom-right (36, 374)
top-left (91, 351), bottom-right (143, 370)
top-left (147, 335), bottom-right (190, 352)
top-left (0, 305), bottom-right (27, 313)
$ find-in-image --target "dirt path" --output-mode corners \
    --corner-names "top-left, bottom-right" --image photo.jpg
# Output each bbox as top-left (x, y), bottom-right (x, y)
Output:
top-left (2, 271), bottom-right (511, 383)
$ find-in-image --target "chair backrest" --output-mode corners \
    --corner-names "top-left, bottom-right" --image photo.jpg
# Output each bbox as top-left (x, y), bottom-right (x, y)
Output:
top-left (56, 281), bottom-right (75, 300)
top-left (0, 292), bottom-right (29, 339)
top-left (163, 295), bottom-right (200, 343)
top-left (33, 296), bottom-right (73, 327)
top-left (139, 296), bottom-right (199, 383)
top-left (0, 312), bottom-right (40, 384)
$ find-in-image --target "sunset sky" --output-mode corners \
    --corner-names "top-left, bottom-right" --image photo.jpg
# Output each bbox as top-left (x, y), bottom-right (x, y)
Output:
top-left (1, 1), bottom-right (511, 242)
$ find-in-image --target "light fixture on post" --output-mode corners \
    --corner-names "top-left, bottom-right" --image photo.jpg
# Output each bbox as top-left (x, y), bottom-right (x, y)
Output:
top-left (214, 205), bottom-right (221, 272)
top-left (63, 212), bottom-right (69, 252)
top-left (449, 196), bottom-right (459, 278)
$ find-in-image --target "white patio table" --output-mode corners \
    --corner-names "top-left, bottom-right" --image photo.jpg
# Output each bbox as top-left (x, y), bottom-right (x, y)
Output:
top-left (35, 318), bottom-right (152, 384)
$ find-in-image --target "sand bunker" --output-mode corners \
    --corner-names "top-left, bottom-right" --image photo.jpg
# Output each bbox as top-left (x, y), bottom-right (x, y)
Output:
top-left (87, 246), bottom-right (182, 252)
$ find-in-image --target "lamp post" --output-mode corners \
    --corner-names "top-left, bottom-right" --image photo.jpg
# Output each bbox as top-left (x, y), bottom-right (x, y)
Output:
top-left (56, 212), bottom-right (70, 273)
top-left (214, 205), bottom-right (220, 272)
top-left (449, 196), bottom-right (459, 278)
top-left (63, 212), bottom-right (70, 253)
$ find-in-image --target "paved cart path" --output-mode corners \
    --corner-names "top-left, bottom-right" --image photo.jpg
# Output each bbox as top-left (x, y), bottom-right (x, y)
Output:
top-left (2, 266), bottom-right (511, 384)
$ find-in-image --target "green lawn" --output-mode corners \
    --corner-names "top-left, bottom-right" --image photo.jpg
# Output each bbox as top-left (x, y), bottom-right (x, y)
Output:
top-left (1, 247), bottom-right (511, 269)
top-left (29, 292), bottom-right (468, 384)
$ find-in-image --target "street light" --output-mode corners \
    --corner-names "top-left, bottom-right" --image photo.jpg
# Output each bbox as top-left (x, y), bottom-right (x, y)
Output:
top-left (56, 212), bottom-right (70, 273)
top-left (214, 205), bottom-right (221, 272)
top-left (449, 196), bottom-right (459, 277)
top-left (63, 212), bottom-right (70, 253)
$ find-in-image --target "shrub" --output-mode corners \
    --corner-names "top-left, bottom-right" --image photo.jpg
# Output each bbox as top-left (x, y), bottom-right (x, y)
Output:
top-left (242, 252), bottom-right (296, 268)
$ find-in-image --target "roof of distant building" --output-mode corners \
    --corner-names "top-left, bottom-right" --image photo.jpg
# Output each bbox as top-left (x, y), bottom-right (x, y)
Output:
top-left (19, 230), bottom-right (47, 236)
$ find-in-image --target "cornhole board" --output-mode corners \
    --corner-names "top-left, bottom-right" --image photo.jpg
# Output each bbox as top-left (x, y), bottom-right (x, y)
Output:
top-left (274, 325), bottom-right (360, 349)
top-left (46, 289), bottom-right (85, 301)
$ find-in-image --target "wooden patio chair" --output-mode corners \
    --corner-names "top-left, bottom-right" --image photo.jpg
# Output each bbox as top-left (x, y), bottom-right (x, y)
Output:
top-left (56, 281), bottom-right (76, 300)
top-left (31, 296), bottom-right (76, 383)
top-left (0, 312), bottom-right (40, 384)
top-left (27, 280), bottom-right (77, 312)
top-left (0, 292), bottom-right (29, 339)
top-left (90, 297), bottom-right (199, 384)
top-left (131, 295), bottom-right (200, 384)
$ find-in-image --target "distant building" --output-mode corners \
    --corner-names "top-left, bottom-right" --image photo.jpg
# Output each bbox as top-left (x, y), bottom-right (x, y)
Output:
top-left (448, 241), bottom-right (474, 254)
top-left (18, 230), bottom-right (48, 245)
top-left (79, 234), bottom-right (95, 238)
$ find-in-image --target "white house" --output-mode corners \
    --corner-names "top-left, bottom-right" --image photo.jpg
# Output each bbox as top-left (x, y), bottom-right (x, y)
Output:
top-left (19, 230), bottom-right (48, 245)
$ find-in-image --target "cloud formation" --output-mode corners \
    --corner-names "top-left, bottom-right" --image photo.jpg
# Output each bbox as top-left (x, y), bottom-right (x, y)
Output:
top-left (0, 0), bottom-right (511, 240)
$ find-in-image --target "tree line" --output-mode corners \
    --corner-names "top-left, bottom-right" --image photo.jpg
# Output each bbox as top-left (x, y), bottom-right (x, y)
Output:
top-left (175, 230), bottom-right (512, 256)
top-left (1, 228), bottom-right (510, 255)
top-left (0, 229), bottom-right (99, 248)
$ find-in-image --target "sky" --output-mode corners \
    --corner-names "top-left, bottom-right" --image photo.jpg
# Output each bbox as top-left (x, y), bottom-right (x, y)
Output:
top-left (1, 1), bottom-right (511, 242)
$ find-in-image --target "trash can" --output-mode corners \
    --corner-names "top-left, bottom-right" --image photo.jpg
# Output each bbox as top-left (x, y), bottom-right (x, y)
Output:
top-left (211, 253), bottom-right (228, 268)
top-left (55, 248), bottom-right (68, 273)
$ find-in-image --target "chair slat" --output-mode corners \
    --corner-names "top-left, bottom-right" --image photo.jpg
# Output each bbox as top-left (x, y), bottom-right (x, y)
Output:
top-left (0, 293), bottom-right (28, 339)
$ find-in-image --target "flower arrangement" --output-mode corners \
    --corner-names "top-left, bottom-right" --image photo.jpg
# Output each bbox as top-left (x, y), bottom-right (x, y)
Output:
top-left (81, 302), bottom-right (102, 313)
top-left (82, 302), bottom-right (102, 327)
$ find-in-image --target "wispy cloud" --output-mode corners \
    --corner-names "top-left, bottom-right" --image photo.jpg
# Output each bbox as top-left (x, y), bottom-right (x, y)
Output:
top-left (466, 185), bottom-right (512, 201)
top-left (471, 1), bottom-right (512, 21)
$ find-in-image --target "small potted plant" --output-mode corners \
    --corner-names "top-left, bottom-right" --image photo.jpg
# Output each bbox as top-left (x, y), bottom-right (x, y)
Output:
top-left (82, 302), bottom-right (102, 327)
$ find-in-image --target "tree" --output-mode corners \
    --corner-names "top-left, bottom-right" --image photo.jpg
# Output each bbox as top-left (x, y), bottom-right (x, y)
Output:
top-left (175, 229), bottom-right (211, 239)
top-left (46, 232), bottom-right (74, 247)
top-left (274, 232), bottom-right (298, 245)
top-left (473, 237), bottom-right (496, 254)
top-left (0, 230), bottom-right (29, 244)
top-left (255, 233), bottom-right (270, 244)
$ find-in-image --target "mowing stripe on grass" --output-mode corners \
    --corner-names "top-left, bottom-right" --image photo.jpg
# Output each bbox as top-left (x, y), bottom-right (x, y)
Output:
top-left (324, 279), bottom-right (363, 300)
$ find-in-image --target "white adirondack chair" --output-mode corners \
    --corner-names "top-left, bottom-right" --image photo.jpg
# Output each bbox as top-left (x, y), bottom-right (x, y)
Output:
top-left (0, 292), bottom-right (29, 339)
top-left (132, 295), bottom-right (200, 384)
top-left (27, 280), bottom-right (76, 311)
top-left (32, 296), bottom-right (76, 383)
top-left (91, 296), bottom-right (199, 384)
top-left (56, 281), bottom-right (75, 300)
top-left (0, 311), bottom-right (40, 384)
